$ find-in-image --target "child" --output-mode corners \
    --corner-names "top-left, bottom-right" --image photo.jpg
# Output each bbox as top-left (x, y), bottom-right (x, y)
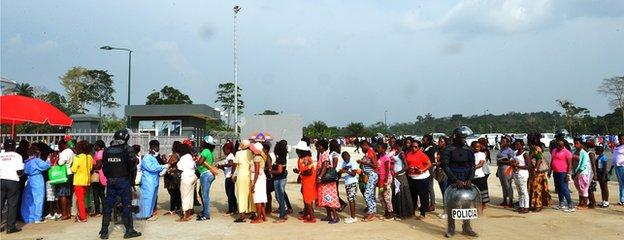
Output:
top-left (595, 146), bottom-right (609, 208)
top-left (44, 148), bottom-right (61, 220)
top-left (377, 143), bottom-right (394, 220)
top-left (572, 138), bottom-right (592, 209)
top-left (339, 152), bottom-right (360, 224)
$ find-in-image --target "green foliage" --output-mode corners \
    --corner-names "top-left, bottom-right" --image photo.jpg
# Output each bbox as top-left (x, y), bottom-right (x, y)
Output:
top-left (556, 99), bottom-right (590, 135)
top-left (342, 122), bottom-right (368, 137)
top-left (146, 85), bottom-right (193, 105)
top-left (86, 70), bottom-right (120, 110)
top-left (205, 119), bottom-right (231, 131)
top-left (258, 110), bottom-right (279, 115)
top-left (598, 76), bottom-right (624, 130)
top-left (59, 67), bottom-right (119, 113)
top-left (12, 83), bottom-right (34, 97)
top-left (101, 114), bottom-right (126, 132)
top-left (215, 82), bottom-right (244, 115)
top-left (303, 121), bottom-right (340, 139)
top-left (35, 91), bottom-right (72, 115)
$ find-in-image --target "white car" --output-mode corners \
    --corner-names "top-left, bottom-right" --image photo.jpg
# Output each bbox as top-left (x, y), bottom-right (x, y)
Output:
top-left (466, 134), bottom-right (480, 147)
top-left (431, 133), bottom-right (448, 144)
top-left (541, 133), bottom-right (555, 148)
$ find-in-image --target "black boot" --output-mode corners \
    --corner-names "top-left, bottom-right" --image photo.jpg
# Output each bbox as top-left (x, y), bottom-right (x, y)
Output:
top-left (99, 214), bottom-right (111, 239)
top-left (461, 220), bottom-right (478, 237)
top-left (122, 214), bottom-right (141, 239)
top-left (445, 218), bottom-right (455, 238)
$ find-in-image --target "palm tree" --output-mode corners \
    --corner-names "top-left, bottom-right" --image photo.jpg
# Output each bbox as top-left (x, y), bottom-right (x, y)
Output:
top-left (13, 83), bottom-right (34, 97)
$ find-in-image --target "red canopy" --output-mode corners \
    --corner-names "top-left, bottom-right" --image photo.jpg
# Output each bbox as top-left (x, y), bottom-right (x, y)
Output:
top-left (0, 95), bottom-right (73, 134)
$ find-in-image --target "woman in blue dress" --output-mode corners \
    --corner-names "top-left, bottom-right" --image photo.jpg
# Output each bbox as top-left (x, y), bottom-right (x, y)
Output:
top-left (20, 146), bottom-right (50, 224)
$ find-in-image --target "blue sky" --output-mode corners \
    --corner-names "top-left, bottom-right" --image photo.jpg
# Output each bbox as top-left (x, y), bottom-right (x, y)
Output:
top-left (2, 0), bottom-right (623, 126)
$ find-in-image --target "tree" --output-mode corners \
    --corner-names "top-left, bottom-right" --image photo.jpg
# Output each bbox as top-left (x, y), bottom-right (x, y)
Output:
top-left (60, 67), bottom-right (91, 113)
top-left (86, 69), bottom-right (120, 117)
top-left (556, 99), bottom-right (590, 135)
top-left (12, 83), bottom-right (34, 97)
top-left (215, 82), bottom-right (244, 127)
top-left (303, 121), bottom-right (338, 139)
top-left (598, 76), bottom-right (624, 130)
top-left (36, 91), bottom-right (72, 114)
top-left (343, 122), bottom-right (368, 137)
top-left (101, 113), bottom-right (126, 132)
top-left (146, 85), bottom-right (193, 105)
top-left (258, 110), bottom-right (279, 115)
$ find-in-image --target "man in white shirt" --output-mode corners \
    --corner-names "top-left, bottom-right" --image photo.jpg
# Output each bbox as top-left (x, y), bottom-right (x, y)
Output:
top-left (0, 139), bottom-right (24, 233)
top-left (57, 140), bottom-right (76, 216)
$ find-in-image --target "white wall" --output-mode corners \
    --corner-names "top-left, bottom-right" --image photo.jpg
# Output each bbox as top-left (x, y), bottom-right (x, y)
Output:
top-left (240, 114), bottom-right (303, 146)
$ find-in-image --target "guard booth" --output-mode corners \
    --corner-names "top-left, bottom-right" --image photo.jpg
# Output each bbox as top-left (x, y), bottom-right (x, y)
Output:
top-left (125, 104), bottom-right (221, 138)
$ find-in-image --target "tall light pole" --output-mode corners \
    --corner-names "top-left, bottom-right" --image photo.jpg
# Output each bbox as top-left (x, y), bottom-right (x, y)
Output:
top-left (384, 110), bottom-right (388, 131)
top-left (233, 5), bottom-right (241, 136)
top-left (100, 45), bottom-right (132, 127)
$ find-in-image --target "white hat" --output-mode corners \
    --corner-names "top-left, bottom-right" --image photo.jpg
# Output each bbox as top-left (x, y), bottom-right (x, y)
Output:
top-left (240, 139), bottom-right (251, 149)
top-left (292, 141), bottom-right (311, 152)
top-left (250, 142), bottom-right (264, 154)
top-left (203, 135), bottom-right (216, 145)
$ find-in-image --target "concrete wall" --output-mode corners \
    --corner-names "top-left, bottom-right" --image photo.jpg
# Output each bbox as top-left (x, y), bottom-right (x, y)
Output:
top-left (241, 114), bottom-right (303, 146)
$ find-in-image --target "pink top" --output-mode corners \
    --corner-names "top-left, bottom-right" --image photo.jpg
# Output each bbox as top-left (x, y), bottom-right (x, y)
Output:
top-left (551, 148), bottom-right (572, 173)
top-left (378, 154), bottom-right (393, 184)
top-left (92, 150), bottom-right (107, 186)
top-left (316, 150), bottom-right (330, 169)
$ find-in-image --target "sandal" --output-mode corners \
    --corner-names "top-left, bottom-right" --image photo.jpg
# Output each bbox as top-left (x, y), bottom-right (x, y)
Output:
top-left (234, 218), bottom-right (246, 223)
top-left (362, 215), bottom-right (376, 222)
top-left (250, 218), bottom-right (263, 224)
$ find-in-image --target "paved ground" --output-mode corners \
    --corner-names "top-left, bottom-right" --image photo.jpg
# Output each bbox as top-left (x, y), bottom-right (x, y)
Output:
top-left (3, 147), bottom-right (623, 240)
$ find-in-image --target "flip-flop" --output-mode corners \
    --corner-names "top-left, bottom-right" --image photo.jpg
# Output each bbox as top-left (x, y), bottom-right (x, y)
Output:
top-left (234, 218), bottom-right (246, 223)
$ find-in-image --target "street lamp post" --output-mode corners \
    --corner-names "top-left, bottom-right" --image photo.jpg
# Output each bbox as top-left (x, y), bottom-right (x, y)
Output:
top-left (100, 45), bottom-right (133, 128)
top-left (384, 110), bottom-right (388, 131)
top-left (233, 5), bottom-right (241, 136)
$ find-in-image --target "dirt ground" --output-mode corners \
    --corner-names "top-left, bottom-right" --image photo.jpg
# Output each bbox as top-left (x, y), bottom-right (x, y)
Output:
top-left (3, 147), bottom-right (623, 240)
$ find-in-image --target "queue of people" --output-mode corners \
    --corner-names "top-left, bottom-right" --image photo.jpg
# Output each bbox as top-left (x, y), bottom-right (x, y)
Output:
top-left (1, 128), bottom-right (624, 239)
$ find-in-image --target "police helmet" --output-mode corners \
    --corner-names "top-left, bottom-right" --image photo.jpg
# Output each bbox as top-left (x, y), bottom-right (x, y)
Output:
top-left (113, 129), bottom-right (130, 142)
top-left (452, 126), bottom-right (473, 139)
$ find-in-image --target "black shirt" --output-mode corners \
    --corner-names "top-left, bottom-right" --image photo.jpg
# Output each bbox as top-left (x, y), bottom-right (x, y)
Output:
top-left (102, 142), bottom-right (136, 181)
top-left (272, 156), bottom-right (288, 180)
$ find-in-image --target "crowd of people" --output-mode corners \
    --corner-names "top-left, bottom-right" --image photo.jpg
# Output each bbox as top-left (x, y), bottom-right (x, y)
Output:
top-left (1, 128), bottom-right (624, 238)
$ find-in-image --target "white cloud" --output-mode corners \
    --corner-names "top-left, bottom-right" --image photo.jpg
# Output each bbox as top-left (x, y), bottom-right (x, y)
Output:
top-left (276, 36), bottom-right (309, 48)
top-left (402, 0), bottom-right (624, 36)
top-left (151, 41), bottom-right (203, 82)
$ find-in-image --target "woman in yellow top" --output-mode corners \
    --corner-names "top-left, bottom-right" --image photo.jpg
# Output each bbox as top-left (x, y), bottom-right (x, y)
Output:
top-left (234, 140), bottom-right (255, 223)
top-left (71, 140), bottom-right (93, 222)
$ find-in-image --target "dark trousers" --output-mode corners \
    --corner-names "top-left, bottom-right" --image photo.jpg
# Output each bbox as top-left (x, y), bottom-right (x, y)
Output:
top-left (1, 179), bottom-right (19, 229)
top-left (225, 178), bottom-right (237, 213)
top-left (408, 177), bottom-right (431, 216)
top-left (167, 188), bottom-right (182, 212)
top-left (92, 182), bottom-right (106, 214)
top-left (101, 178), bottom-right (134, 234)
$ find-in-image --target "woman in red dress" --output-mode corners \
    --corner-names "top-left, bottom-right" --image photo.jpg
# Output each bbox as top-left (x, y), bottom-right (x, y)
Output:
top-left (295, 141), bottom-right (317, 223)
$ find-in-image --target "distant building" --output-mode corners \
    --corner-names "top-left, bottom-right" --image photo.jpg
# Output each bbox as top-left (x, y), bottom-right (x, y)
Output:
top-left (125, 104), bottom-right (221, 138)
top-left (1, 76), bottom-right (17, 95)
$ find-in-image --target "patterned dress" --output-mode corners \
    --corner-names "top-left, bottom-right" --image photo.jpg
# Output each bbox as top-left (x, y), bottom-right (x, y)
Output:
top-left (529, 147), bottom-right (552, 208)
top-left (316, 151), bottom-right (340, 208)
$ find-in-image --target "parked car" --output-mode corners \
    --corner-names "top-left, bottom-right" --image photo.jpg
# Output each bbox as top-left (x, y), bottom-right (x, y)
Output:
top-left (431, 133), bottom-right (448, 144)
top-left (541, 133), bottom-right (555, 148)
top-left (466, 134), bottom-right (480, 147)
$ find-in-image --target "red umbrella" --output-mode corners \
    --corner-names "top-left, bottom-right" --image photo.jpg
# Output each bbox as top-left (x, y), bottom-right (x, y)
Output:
top-left (0, 94), bottom-right (73, 137)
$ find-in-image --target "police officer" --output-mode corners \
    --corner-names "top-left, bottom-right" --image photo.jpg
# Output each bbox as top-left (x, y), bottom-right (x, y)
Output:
top-left (99, 129), bottom-right (141, 239)
top-left (442, 126), bottom-right (478, 238)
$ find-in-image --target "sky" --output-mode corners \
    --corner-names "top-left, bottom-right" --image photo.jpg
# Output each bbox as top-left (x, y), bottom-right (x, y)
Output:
top-left (2, 0), bottom-right (623, 126)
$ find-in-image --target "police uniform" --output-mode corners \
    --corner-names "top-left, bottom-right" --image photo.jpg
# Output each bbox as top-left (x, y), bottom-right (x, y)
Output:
top-left (442, 135), bottom-right (477, 237)
top-left (99, 137), bottom-right (140, 239)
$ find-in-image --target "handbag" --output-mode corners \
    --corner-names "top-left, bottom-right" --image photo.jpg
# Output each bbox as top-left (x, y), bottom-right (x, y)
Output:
top-left (537, 159), bottom-right (550, 172)
top-left (320, 168), bottom-right (340, 183)
top-left (90, 172), bottom-right (100, 183)
top-left (48, 165), bottom-right (68, 184)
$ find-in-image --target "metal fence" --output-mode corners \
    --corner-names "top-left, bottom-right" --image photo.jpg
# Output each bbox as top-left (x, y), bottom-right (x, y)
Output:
top-left (2, 129), bottom-right (238, 156)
